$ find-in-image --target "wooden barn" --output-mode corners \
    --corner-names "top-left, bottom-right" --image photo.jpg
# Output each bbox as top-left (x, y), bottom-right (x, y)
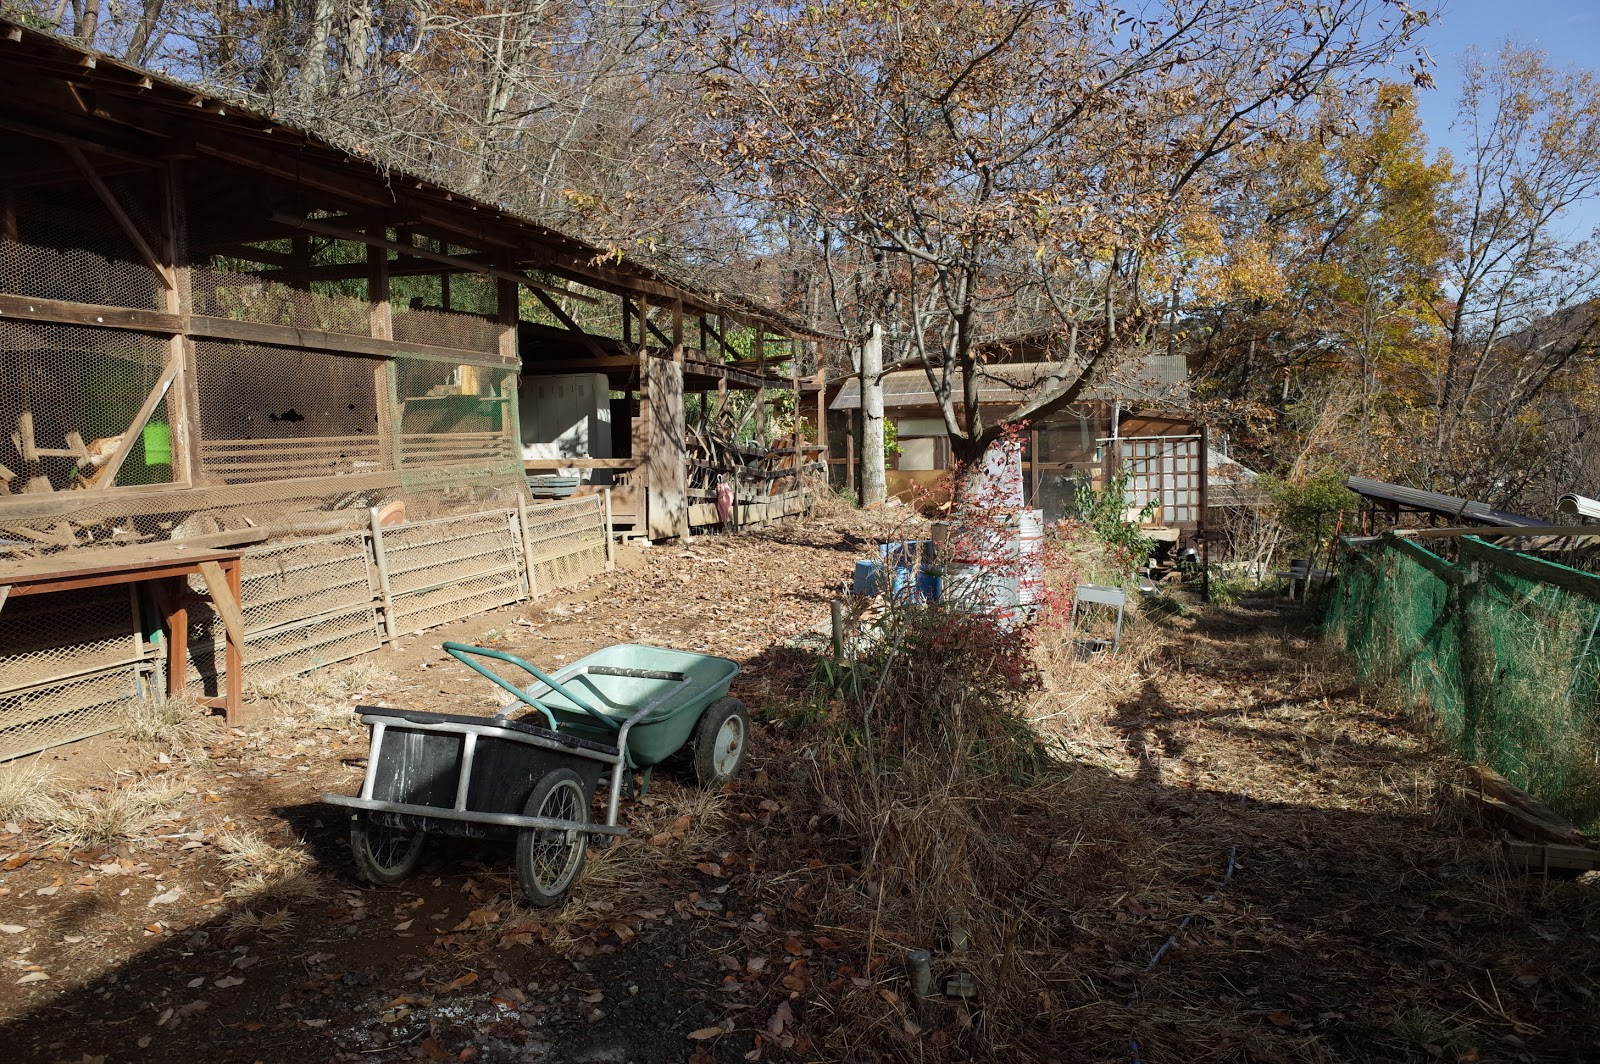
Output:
top-left (828, 353), bottom-right (1209, 541)
top-left (0, 18), bottom-right (825, 760)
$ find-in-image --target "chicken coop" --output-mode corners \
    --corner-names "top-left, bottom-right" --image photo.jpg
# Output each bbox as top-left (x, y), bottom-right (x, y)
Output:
top-left (0, 18), bottom-right (826, 760)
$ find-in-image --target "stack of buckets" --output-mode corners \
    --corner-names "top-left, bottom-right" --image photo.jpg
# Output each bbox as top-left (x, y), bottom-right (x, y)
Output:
top-left (943, 510), bottom-right (1045, 624)
top-left (850, 511), bottom-right (1044, 622)
top-left (852, 540), bottom-right (942, 603)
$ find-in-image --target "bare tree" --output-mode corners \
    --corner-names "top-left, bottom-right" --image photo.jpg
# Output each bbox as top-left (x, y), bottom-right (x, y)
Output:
top-left (696, 0), bottom-right (1433, 498)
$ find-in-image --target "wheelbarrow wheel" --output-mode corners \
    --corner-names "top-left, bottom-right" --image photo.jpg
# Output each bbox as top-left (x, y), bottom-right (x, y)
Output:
top-left (515, 768), bottom-right (589, 907)
top-left (349, 813), bottom-right (426, 886)
top-left (693, 696), bottom-right (749, 788)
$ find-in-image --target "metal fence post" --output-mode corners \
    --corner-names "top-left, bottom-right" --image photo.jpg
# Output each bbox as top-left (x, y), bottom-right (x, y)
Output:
top-left (369, 506), bottom-right (399, 647)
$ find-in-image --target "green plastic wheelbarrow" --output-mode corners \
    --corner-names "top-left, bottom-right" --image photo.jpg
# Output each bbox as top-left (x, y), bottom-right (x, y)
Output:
top-left (323, 643), bottom-right (746, 910)
top-left (442, 641), bottom-right (747, 805)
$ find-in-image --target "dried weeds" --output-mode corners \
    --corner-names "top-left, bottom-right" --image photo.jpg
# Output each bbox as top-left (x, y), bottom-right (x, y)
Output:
top-left (31, 774), bottom-right (188, 850)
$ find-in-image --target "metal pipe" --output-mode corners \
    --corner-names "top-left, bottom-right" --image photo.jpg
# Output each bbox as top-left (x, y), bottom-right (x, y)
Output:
top-left (321, 794), bottom-right (627, 836)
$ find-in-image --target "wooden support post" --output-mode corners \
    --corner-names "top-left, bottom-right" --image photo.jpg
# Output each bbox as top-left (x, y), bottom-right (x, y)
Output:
top-left (1029, 427), bottom-right (1040, 506)
top-left (369, 506), bottom-right (399, 646)
top-left (497, 272), bottom-right (519, 364)
top-left (197, 559), bottom-right (247, 720)
top-left (602, 488), bottom-right (616, 569)
top-left (367, 217), bottom-right (393, 340)
top-left (846, 408), bottom-right (857, 495)
top-left (816, 362), bottom-right (828, 454)
top-left (164, 578), bottom-right (188, 702)
top-left (158, 161), bottom-right (197, 488)
top-left (791, 341), bottom-right (801, 455)
top-left (440, 270), bottom-right (451, 311)
top-left (830, 599), bottom-right (846, 662)
top-left (671, 301), bottom-right (684, 363)
top-left (517, 496), bottom-right (540, 600)
top-left (754, 331), bottom-right (766, 445)
top-left (1199, 422), bottom-right (1211, 603)
top-left (622, 294), bottom-right (633, 348)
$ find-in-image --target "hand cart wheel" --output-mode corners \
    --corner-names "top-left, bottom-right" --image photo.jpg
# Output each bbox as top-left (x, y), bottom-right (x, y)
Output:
top-left (693, 696), bottom-right (749, 788)
top-left (349, 813), bottom-right (426, 886)
top-left (516, 768), bottom-right (589, 907)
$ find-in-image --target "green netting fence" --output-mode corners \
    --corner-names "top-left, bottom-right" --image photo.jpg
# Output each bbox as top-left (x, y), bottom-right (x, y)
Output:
top-left (1327, 534), bottom-right (1600, 832)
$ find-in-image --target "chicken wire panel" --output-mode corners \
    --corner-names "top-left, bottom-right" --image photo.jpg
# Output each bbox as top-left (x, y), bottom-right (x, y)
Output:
top-left (0, 586), bottom-right (146, 693)
top-left (382, 510), bottom-right (524, 595)
top-left (392, 306), bottom-right (499, 354)
top-left (192, 268), bottom-right (372, 334)
top-left (189, 224), bottom-right (373, 335)
top-left (0, 168), bottom-right (164, 311)
top-left (394, 358), bottom-right (515, 469)
top-left (194, 340), bottom-right (383, 445)
top-left (382, 509), bottom-right (526, 634)
top-left (234, 532), bottom-right (375, 634)
top-left (184, 602), bottom-right (384, 693)
top-left (534, 545), bottom-right (607, 591)
top-left (392, 571), bottom-right (526, 636)
top-left (525, 496), bottom-right (608, 592)
top-left (0, 665), bottom-right (150, 762)
top-left (0, 321), bottom-right (175, 496)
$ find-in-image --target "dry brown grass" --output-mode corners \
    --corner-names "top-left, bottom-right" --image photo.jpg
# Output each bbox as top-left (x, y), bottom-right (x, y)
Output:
top-left (0, 757), bottom-right (56, 823)
top-left (250, 661), bottom-right (395, 732)
top-left (118, 695), bottom-right (211, 762)
top-left (30, 774), bottom-right (188, 849)
top-left (737, 515), bottom-right (1600, 1064)
top-left (216, 828), bottom-right (325, 913)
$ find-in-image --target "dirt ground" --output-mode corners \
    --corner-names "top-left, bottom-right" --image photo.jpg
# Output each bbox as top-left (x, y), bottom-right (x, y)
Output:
top-left (1, 512), bottom-right (1597, 1064)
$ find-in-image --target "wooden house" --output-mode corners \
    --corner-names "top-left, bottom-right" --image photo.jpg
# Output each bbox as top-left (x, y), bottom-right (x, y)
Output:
top-left (828, 353), bottom-right (1208, 541)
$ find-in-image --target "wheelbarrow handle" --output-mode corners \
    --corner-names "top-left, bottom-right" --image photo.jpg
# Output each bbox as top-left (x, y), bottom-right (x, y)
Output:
top-left (441, 642), bottom-right (616, 732)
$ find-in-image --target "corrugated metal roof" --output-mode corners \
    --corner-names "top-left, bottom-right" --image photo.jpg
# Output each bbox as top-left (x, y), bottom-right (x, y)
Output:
top-left (1346, 476), bottom-right (1550, 527)
top-left (830, 355), bottom-right (1189, 410)
top-left (0, 17), bottom-right (835, 342)
top-left (1557, 493), bottom-right (1600, 522)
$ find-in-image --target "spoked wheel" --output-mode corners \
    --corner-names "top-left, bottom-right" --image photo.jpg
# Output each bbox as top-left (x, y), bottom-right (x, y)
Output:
top-left (693, 696), bottom-right (749, 788)
top-left (515, 768), bottom-right (590, 907)
top-left (349, 813), bottom-right (426, 886)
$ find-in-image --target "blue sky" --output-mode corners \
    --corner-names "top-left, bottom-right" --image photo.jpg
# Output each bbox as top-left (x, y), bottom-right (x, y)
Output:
top-left (1409, 0), bottom-right (1600, 231)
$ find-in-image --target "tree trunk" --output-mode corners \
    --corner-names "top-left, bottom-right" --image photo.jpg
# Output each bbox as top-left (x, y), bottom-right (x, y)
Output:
top-left (859, 322), bottom-right (887, 507)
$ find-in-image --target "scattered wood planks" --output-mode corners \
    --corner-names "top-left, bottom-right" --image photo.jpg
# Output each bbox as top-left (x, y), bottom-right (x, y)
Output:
top-left (1456, 764), bottom-right (1600, 872)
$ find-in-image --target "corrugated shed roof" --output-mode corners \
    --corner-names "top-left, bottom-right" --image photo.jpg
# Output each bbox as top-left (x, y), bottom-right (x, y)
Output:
top-left (1557, 493), bottom-right (1600, 523)
top-left (830, 355), bottom-right (1189, 410)
top-left (1346, 476), bottom-right (1550, 527)
top-left (0, 17), bottom-right (835, 342)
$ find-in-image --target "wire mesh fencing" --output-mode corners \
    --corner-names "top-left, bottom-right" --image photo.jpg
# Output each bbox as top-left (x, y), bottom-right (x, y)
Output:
top-left (0, 586), bottom-right (155, 761)
top-left (1328, 535), bottom-right (1600, 831)
top-left (524, 495), bottom-right (609, 593)
top-left (381, 509), bottom-right (527, 636)
top-left (2, 495), bottom-right (612, 760)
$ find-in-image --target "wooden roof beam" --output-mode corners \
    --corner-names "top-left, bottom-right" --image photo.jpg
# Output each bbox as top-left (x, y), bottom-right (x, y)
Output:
top-left (269, 211), bottom-right (599, 304)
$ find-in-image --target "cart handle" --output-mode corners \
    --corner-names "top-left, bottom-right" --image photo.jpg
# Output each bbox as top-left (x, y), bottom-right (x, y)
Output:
top-left (442, 642), bottom-right (617, 733)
